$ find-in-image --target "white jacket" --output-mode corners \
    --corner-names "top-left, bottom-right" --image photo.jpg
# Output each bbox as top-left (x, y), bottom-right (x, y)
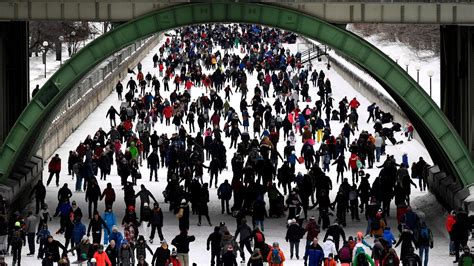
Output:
top-left (321, 240), bottom-right (337, 258)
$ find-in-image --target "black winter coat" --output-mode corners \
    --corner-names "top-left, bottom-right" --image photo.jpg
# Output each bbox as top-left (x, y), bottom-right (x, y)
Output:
top-left (149, 207), bottom-right (163, 227)
top-left (152, 247), bottom-right (170, 266)
top-left (88, 217), bottom-right (109, 235)
top-left (43, 240), bottom-right (65, 262)
top-left (222, 251), bottom-right (238, 266)
top-left (286, 223), bottom-right (304, 242)
top-left (106, 245), bottom-right (118, 266)
top-left (171, 234), bottom-right (195, 253)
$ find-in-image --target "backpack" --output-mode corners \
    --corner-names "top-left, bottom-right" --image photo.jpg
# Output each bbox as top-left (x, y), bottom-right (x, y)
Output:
top-left (255, 232), bottom-right (264, 243)
top-left (420, 227), bottom-right (429, 241)
top-left (338, 246), bottom-right (352, 261)
top-left (404, 255), bottom-right (418, 266)
top-left (385, 254), bottom-right (396, 266)
top-left (271, 249), bottom-right (282, 264)
top-left (371, 219), bottom-right (381, 231)
top-left (356, 253), bottom-right (369, 266)
top-left (10, 230), bottom-right (22, 245)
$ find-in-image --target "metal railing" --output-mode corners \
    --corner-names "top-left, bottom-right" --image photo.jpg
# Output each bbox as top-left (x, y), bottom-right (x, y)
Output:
top-left (51, 39), bottom-right (147, 123)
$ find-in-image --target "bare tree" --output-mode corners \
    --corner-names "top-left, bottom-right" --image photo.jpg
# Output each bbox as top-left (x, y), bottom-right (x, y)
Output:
top-left (350, 23), bottom-right (440, 56)
top-left (29, 21), bottom-right (99, 59)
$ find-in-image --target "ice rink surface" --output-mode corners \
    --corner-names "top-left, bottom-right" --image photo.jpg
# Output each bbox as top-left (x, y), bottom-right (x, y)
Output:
top-left (18, 29), bottom-right (456, 265)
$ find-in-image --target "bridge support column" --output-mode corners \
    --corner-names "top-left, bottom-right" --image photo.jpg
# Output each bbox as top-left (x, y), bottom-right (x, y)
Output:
top-left (0, 22), bottom-right (29, 145)
top-left (440, 25), bottom-right (474, 157)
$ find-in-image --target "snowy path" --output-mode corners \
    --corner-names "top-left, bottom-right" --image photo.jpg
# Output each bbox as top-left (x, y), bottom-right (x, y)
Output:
top-left (18, 31), bottom-right (454, 265)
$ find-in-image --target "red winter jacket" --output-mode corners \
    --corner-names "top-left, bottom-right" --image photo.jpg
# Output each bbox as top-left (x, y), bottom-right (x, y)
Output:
top-left (446, 214), bottom-right (456, 233)
top-left (166, 257), bottom-right (181, 266)
top-left (163, 106), bottom-right (174, 119)
top-left (349, 98), bottom-right (360, 109)
top-left (48, 157), bottom-right (61, 173)
top-left (348, 153), bottom-right (359, 170)
top-left (93, 251), bottom-right (112, 266)
top-left (137, 72), bottom-right (144, 81)
top-left (101, 187), bottom-right (116, 203)
top-left (210, 114), bottom-right (220, 126)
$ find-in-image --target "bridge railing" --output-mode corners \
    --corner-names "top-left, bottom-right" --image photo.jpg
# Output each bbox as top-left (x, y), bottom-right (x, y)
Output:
top-left (40, 34), bottom-right (163, 161)
top-left (51, 39), bottom-right (146, 123)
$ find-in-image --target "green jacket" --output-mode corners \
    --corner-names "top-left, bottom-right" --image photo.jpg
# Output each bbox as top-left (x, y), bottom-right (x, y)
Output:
top-left (459, 254), bottom-right (474, 266)
top-left (352, 248), bottom-right (375, 266)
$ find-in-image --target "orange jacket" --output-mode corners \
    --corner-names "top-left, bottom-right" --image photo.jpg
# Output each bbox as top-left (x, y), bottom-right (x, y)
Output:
top-left (324, 258), bottom-right (337, 266)
top-left (267, 248), bottom-right (285, 266)
top-left (93, 251), bottom-right (112, 266)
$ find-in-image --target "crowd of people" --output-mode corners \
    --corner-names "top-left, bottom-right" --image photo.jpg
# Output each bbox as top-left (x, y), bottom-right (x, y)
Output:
top-left (2, 24), bottom-right (470, 266)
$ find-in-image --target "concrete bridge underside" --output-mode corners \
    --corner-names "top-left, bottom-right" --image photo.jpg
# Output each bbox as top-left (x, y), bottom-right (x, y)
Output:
top-left (1, 0), bottom-right (474, 24)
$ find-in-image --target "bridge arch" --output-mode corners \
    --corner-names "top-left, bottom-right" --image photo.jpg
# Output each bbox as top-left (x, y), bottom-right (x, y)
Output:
top-left (0, 2), bottom-right (472, 187)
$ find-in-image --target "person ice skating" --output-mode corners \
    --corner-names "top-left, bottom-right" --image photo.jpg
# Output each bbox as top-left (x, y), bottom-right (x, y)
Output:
top-left (147, 150), bottom-right (160, 182)
top-left (267, 242), bottom-right (285, 266)
top-left (25, 211), bottom-right (38, 256)
top-left (44, 235), bottom-right (66, 264)
top-left (247, 248), bottom-right (264, 266)
top-left (47, 154), bottom-right (61, 187)
top-left (222, 244), bottom-right (238, 266)
top-left (10, 221), bottom-right (25, 266)
top-left (171, 230), bottom-right (195, 266)
top-left (234, 218), bottom-right (253, 261)
top-left (197, 183), bottom-right (212, 226)
top-left (285, 218), bottom-right (304, 260)
top-left (149, 202), bottom-right (164, 243)
top-left (119, 240), bottom-right (135, 266)
top-left (102, 206), bottom-right (116, 245)
top-left (93, 244), bottom-right (112, 266)
top-left (217, 180), bottom-right (232, 215)
top-left (105, 240), bottom-right (118, 266)
top-left (87, 211), bottom-right (111, 244)
top-left (352, 247), bottom-right (375, 266)
top-left (417, 221), bottom-right (433, 266)
top-left (30, 180), bottom-right (46, 214)
top-left (152, 240), bottom-right (171, 266)
top-left (135, 235), bottom-right (153, 262)
top-left (165, 249), bottom-right (181, 266)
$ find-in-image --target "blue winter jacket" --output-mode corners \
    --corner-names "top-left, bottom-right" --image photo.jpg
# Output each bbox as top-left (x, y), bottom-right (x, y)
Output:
top-left (298, 114), bottom-right (306, 127)
top-left (72, 221), bottom-right (86, 243)
top-left (288, 154), bottom-right (297, 165)
top-left (383, 229), bottom-right (396, 248)
top-left (58, 202), bottom-right (72, 217)
top-left (401, 211), bottom-right (419, 231)
top-left (103, 211), bottom-right (116, 232)
top-left (402, 154), bottom-right (409, 168)
top-left (109, 231), bottom-right (124, 249)
top-left (305, 249), bottom-right (324, 266)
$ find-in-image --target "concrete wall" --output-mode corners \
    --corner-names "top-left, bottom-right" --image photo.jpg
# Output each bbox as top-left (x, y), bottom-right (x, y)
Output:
top-left (38, 34), bottom-right (162, 161)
